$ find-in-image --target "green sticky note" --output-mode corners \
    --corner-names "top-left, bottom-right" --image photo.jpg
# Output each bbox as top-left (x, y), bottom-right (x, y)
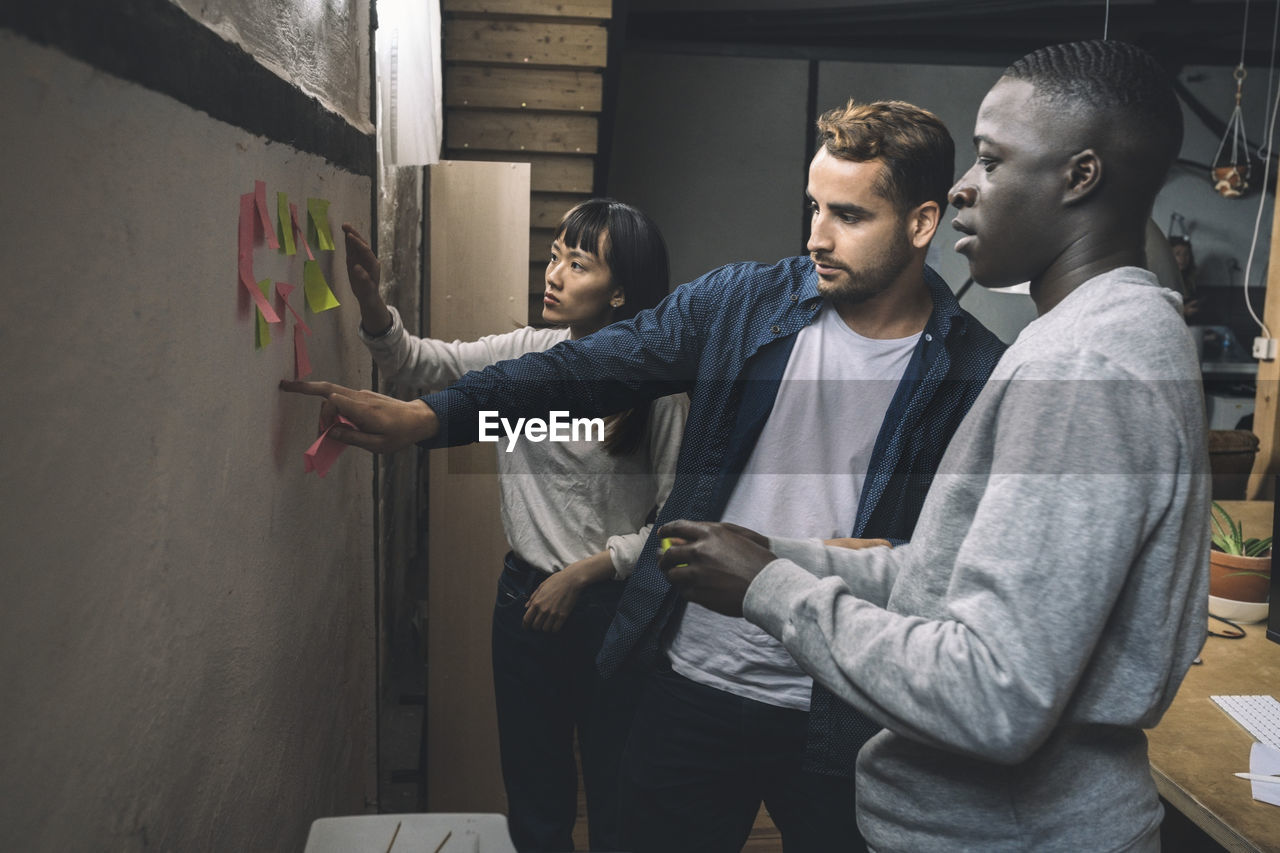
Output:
top-left (255, 278), bottom-right (273, 349)
top-left (277, 191), bottom-right (296, 256)
top-left (303, 260), bottom-right (340, 313)
top-left (307, 197), bottom-right (335, 252)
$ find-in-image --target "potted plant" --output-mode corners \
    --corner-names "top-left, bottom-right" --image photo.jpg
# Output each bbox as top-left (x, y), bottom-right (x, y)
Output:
top-left (1209, 502), bottom-right (1271, 621)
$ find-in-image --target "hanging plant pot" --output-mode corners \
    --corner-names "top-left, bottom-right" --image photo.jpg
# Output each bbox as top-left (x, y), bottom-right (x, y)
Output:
top-left (1211, 65), bottom-right (1253, 199)
top-left (1211, 164), bottom-right (1249, 198)
top-left (1208, 547), bottom-right (1271, 602)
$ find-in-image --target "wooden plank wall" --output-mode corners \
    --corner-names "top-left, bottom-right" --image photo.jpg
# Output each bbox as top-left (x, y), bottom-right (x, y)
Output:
top-left (442, 0), bottom-right (612, 323)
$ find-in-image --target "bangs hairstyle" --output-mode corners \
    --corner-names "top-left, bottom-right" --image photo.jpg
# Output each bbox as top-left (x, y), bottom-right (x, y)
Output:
top-left (1004, 40), bottom-right (1183, 185)
top-left (555, 198), bottom-right (670, 323)
top-left (816, 99), bottom-right (955, 213)
top-left (554, 198), bottom-right (672, 456)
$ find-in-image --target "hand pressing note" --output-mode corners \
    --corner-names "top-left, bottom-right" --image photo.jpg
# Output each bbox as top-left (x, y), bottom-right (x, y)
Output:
top-left (279, 379), bottom-right (438, 453)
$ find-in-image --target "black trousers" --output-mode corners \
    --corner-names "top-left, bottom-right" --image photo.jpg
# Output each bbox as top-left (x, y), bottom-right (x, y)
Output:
top-left (491, 553), bottom-right (638, 852)
top-left (619, 665), bottom-right (867, 853)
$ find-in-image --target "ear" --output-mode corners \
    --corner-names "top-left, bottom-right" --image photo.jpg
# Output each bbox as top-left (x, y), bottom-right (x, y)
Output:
top-left (1064, 149), bottom-right (1102, 204)
top-left (907, 200), bottom-right (942, 249)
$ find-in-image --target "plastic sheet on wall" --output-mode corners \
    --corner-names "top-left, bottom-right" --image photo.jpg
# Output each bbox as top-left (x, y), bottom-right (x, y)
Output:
top-left (376, 0), bottom-right (442, 166)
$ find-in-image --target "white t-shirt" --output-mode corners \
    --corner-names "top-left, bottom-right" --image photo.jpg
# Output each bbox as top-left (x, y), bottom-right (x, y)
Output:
top-left (667, 301), bottom-right (919, 709)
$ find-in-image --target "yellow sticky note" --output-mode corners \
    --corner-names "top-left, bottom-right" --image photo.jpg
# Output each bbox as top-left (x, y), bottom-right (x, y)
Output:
top-left (303, 260), bottom-right (340, 313)
top-left (659, 537), bottom-right (687, 567)
top-left (277, 192), bottom-right (296, 256)
top-left (307, 198), bottom-right (335, 251)
top-left (255, 278), bottom-right (273, 349)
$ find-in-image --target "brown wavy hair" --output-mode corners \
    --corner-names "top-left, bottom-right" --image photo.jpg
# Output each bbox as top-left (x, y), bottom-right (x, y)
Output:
top-left (816, 99), bottom-right (954, 213)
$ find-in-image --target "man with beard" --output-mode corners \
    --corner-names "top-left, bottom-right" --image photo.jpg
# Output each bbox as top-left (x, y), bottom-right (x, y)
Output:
top-left (656, 41), bottom-right (1208, 852)
top-left (282, 99), bottom-right (1005, 852)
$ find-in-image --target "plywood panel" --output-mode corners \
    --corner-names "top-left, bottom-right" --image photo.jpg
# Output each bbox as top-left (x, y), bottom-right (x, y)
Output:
top-left (447, 150), bottom-right (595, 193)
top-left (443, 0), bottom-right (612, 18)
top-left (531, 192), bottom-right (591, 228)
top-left (426, 160), bottom-right (531, 814)
top-left (446, 66), bottom-right (602, 111)
top-left (444, 19), bottom-right (608, 67)
top-left (447, 110), bottom-right (598, 154)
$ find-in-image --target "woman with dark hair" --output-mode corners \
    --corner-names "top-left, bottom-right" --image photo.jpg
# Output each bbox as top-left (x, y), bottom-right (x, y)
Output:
top-left (342, 199), bottom-right (686, 853)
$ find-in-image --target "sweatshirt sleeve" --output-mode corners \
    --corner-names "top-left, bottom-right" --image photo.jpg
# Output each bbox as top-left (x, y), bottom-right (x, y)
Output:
top-left (745, 357), bottom-right (1186, 764)
top-left (359, 305), bottom-right (567, 391)
top-left (606, 392), bottom-right (690, 578)
top-left (763, 536), bottom-right (902, 605)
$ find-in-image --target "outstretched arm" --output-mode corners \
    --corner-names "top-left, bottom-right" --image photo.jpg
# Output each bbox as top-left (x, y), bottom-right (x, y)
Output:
top-left (421, 271), bottom-right (716, 448)
top-left (279, 379), bottom-right (438, 452)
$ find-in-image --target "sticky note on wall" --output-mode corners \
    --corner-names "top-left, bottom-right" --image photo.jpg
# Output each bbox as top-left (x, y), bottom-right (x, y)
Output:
top-left (303, 260), bottom-right (340, 313)
top-left (303, 416), bottom-right (355, 477)
top-left (239, 192), bottom-right (281, 324)
top-left (294, 326), bottom-right (313, 379)
top-left (277, 191), bottom-right (296, 256)
top-left (290, 202), bottom-right (314, 261)
top-left (255, 278), bottom-right (274, 349)
top-left (307, 198), bottom-right (335, 251)
top-left (254, 180), bottom-right (280, 250)
top-left (275, 281), bottom-right (310, 334)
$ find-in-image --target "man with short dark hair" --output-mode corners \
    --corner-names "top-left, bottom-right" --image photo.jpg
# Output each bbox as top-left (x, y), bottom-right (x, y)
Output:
top-left (283, 99), bottom-right (1005, 852)
top-left (658, 40), bottom-right (1209, 852)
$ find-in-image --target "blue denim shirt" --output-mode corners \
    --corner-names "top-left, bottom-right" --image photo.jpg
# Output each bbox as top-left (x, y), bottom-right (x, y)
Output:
top-left (423, 256), bottom-right (1006, 775)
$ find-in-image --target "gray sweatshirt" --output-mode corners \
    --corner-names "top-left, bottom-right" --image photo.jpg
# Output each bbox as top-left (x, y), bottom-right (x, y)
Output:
top-left (745, 268), bottom-right (1209, 852)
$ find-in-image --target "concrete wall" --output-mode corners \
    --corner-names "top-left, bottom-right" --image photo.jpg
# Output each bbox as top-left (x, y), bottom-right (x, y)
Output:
top-left (607, 46), bottom-right (1274, 344)
top-left (0, 5), bottom-right (376, 849)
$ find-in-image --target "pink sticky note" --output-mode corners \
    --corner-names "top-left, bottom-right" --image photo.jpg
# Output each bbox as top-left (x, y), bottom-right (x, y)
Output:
top-left (293, 326), bottom-right (313, 379)
top-left (303, 415), bottom-right (354, 477)
top-left (275, 281), bottom-right (311, 334)
top-left (277, 191), bottom-right (296, 256)
top-left (254, 180), bottom-right (280, 250)
top-left (239, 193), bottom-right (281, 324)
top-left (290, 202), bottom-right (315, 261)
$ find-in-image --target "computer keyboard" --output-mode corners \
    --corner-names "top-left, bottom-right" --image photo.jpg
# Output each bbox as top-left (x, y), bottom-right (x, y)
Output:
top-left (1211, 695), bottom-right (1280, 749)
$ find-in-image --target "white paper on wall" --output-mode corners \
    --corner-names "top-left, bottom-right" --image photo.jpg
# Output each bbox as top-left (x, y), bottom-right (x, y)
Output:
top-left (376, 0), bottom-right (442, 166)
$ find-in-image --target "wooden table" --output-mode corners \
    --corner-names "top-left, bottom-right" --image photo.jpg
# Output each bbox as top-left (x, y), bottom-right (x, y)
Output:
top-left (1147, 500), bottom-right (1280, 852)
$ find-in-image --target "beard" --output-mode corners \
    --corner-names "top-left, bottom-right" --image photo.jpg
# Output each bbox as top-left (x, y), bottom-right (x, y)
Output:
top-left (813, 228), bottom-right (915, 305)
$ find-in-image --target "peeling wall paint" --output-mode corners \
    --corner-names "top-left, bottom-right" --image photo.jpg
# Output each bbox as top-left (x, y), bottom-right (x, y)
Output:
top-left (170, 0), bottom-right (373, 132)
